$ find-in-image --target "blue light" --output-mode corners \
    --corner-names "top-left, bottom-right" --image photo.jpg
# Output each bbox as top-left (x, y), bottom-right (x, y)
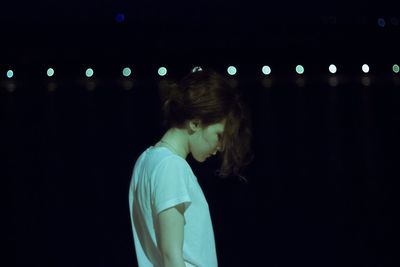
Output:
top-left (377, 18), bottom-right (386, 27)
top-left (115, 13), bottom-right (125, 23)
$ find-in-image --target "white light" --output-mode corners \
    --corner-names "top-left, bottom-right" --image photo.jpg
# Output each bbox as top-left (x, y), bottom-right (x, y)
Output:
top-left (362, 64), bottom-right (369, 73)
top-left (262, 65), bottom-right (271, 75)
top-left (86, 68), bottom-right (94, 77)
top-left (6, 70), bottom-right (14, 78)
top-left (329, 64), bottom-right (337, 74)
top-left (158, 67), bottom-right (167, 76)
top-left (227, 66), bottom-right (237, 76)
top-left (47, 68), bottom-right (55, 77)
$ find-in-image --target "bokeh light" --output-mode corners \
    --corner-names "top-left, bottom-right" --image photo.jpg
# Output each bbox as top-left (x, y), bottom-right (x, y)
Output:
top-left (296, 65), bottom-right (304, 74)
top-left (6, 70), bottom-right (14, 78)
top-left (158, 67), bottom-right (167, 76)
top-left (362, 64), bottom-right (370, 73)
top-left (329, 64), bottom-right (337, 74)
top-left (227, 66), bottom-right (237, 76)
top-left (122, 67), bottom-right (132, 77)
top-left (47, 68), bottom-right (55, 77)
top-left (377, 18), bottom-right (386, 27)
top-left (115, 13), bottom-right (125, 23)
top-left (262, 65), bottom-right (271, 75)
top-left (390, 17), bottom-right (399, 26)
top-left (86, 68), bottom-right (94, 78)
top-left (191, 66), bottom-right (203, 72)
top-left (393, 64), bottom-right (399, 74)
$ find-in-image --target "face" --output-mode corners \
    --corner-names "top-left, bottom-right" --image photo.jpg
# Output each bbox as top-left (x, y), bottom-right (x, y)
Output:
top-left (189, 119), bottom-right (226, 162)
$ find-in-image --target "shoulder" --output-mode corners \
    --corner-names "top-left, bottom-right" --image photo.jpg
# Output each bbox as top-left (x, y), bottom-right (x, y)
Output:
top-left (153, 154), bottom-right (189, 175)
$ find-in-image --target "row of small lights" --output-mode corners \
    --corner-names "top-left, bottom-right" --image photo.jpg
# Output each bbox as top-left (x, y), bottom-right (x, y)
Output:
top-left (4, 64), bottom-right (400, 79)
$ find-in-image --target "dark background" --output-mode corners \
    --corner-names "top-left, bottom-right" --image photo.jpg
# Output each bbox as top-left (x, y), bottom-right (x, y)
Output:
top-left (2, 1), bottom-right (399, 267)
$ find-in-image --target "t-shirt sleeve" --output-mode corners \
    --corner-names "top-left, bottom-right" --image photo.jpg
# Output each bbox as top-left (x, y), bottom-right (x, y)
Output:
top-left (152, 156), bottom-right (192, 215)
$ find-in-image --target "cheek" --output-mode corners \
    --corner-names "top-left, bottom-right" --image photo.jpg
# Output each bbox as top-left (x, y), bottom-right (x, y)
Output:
top-left (205, 138), bottom-right (219, 154)
top-left (200, 131), bottom-right (218, 152)
top-left (205, 134), bottom-right (217, 148)
top-left (194, 134), bottom-right (211, 153)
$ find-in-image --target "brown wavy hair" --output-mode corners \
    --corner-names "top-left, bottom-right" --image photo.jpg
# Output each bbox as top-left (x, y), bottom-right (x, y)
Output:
top-left (158, 68), bottom-right (254, 181)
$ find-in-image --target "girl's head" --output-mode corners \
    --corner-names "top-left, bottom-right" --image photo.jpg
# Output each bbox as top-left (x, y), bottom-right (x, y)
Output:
top-left (158, 68), bottom-right (254, 180)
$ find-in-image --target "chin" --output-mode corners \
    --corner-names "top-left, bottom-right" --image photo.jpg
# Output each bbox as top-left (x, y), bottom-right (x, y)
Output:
top-left (196, 157), bottom-right (207, 163)
top-left (194, 154), bottom-right (208, 163)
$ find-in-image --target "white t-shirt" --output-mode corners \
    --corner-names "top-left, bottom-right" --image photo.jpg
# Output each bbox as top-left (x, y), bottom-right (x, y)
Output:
top-left (128, 146), bottom-right (218, 267)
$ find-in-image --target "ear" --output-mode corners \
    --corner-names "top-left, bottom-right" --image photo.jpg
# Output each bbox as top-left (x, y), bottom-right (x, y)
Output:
top-left (189, 119), bottom-right (201, 132)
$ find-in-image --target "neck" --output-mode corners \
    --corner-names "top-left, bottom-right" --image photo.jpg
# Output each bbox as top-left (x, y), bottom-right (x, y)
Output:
top-left (159, 128), bottom-right (189, 159)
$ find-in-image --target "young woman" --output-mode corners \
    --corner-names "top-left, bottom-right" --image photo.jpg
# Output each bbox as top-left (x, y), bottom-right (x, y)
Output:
top-left (128, 68), bottom-right (254, 267)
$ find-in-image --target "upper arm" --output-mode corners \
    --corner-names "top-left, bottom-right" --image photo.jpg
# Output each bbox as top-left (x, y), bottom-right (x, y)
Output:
top-left (158, 203), bottom-right (185, 259)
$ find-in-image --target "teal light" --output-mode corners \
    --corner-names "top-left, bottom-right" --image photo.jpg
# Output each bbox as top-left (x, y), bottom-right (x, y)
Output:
top-left (158, 67), bottom-right (167, 76)
top-left (123, 67), bottom-right (132, 77)
top-left (393, 64), bottom-right (400, 74)
top-left (227, 66), bottom-right (237, 76)
top-left (296, 65), bottom-right (304, 74)
top-left (262, 65), bottom-right (271, 75)
top-left (86, 68), bottom-right (94, 77)
top-left (7, 70), bottom-right (14, 78)
top-left (47, 68), bottom-right (55, 77)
